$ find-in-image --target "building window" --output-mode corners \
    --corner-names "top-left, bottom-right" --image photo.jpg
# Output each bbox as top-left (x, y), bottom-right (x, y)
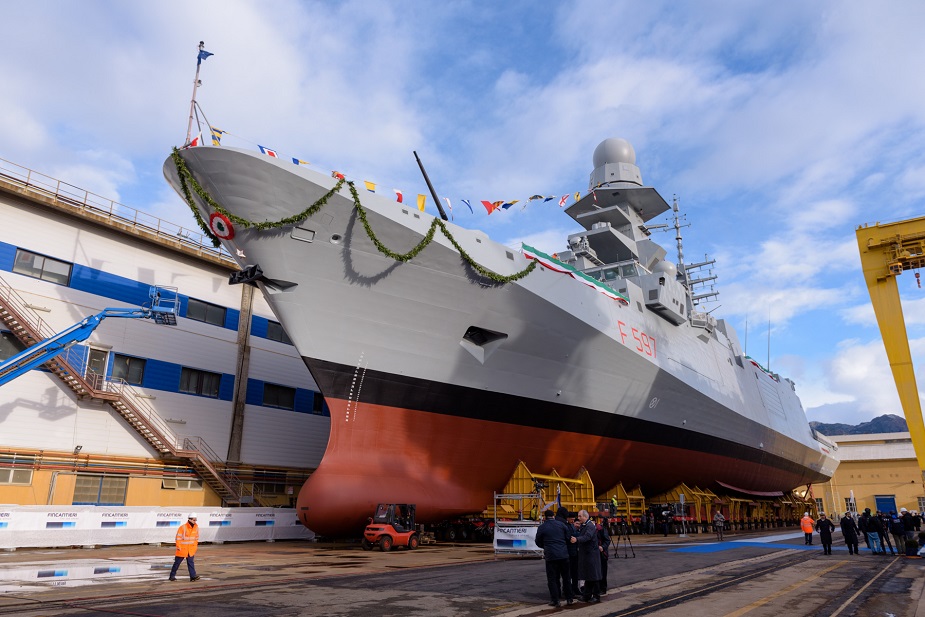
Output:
top-left (266, 320), bottom-right (293, 345)
top-left (312, 392), bottom-right (325, 415)
top-left (815, 498), bottom-right (824, 514)
top-left (162, 478), bottom-right (203, 491)
top-left (918, 497), bottom-right (925, 513)
top-left (0, 331), bottom-right (26, 361)
top-left (0, 467), bottom-right (33, 484)
top-left (73, 475), bottom-right (127, 506)
top-left (845, 498), bottom-right (857, 514)
top-left (12, 248), bottom-right (72, 285)
top-left (263, 383), bottom-right (295, 410)
top-left (186, 298), bottom-right (226, 326)
top-left (180, 367), bottom-right (221, 398)
top-left (111, 354), bottom-right (146, 386)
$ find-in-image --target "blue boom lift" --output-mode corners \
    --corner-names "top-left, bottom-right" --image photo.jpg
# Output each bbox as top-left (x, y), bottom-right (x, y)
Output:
top-left (0, 287), bottom-right (178, 387)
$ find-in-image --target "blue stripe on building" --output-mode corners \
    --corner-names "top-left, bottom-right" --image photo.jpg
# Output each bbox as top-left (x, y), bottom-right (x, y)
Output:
top-left (0, 240), bottom-right (326, 414)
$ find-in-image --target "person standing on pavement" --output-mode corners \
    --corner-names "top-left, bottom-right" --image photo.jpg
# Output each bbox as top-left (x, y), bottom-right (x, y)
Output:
top-left (169, 513), bottom-right (202, 582)
top-left (560, 509), bottom-right (581, 597)
top-left (889, 511), bottom-right (907, 551)
top-left (713, 510), bottom-right (726, 541)
top-left (840, 511), bottom-right (860, 555)
top-left (858, 510), bottom-right (870, 550)
top-left (900, 508), bottom-right (915, 541)
top-left (815, 513), bottom-right (835, 555)
top-left (861, 509), bottom-right (884, 554)
top-left (572, 509), bottom-right (602, 603)
top-left (596, 514), bottom-right (611, 594)
top-left (534, 509), bottom-right (574, 607)
top-left (877, 511), bottom-right (896, 555)
top-left (800, 512), bottom-right (815, 545)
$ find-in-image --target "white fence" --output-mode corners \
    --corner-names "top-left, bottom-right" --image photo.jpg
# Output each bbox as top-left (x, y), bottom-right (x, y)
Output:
top-left (0, 506), bottom-right (313, 550)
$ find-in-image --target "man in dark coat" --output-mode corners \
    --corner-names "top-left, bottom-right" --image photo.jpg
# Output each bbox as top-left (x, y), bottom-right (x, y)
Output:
top-left (858, 510), bottom-right (870, 549)
top-left (839, 512), bottom-right (860, 555)
top-left (815, 513), bottom-right (836, 555)
top-left (877, 511), bottom-right (896, 555)
top-left (901, 508), bottom-right (915, 540)
top-left (596, 513), bottom-right (612, 594)
top-left (572, 509), bottom-right (602, 603)
top-left (556, 507), bottom-right (579, 596)
top-left (534, 509), bottom-right (573, 607)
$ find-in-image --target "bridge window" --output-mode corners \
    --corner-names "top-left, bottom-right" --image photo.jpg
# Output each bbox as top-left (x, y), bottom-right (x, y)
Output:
top-left (12, 248), bottom-right (72, 286)
top-left (266, 320), bottom-right (293, 345)
top-left (112, 354), bottom-right (146, 386)
top-left (179, 367), bottom-right (221, 398)
top-left (186, 298), bottom-right (226, 326)
top-left (73, 475), bottom-right (127, 506)
top-left (263, 383), bottom-right (295, 410)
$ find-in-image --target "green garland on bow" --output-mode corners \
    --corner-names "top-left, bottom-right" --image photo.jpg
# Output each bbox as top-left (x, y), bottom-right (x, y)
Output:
top-left (172, 147), bottom-right (537, 283)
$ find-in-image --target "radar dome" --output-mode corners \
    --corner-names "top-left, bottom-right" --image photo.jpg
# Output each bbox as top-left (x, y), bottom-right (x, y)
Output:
top-left (593, 138), bottom-right (636, 169)
top-left (652, 261), bottom-right (677, 277)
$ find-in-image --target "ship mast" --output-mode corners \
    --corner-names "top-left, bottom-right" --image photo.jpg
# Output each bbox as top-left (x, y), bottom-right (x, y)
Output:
top-left (185, 41), bottom-right (208, 146)
top-left (672, 196), bottom-right (690, 288)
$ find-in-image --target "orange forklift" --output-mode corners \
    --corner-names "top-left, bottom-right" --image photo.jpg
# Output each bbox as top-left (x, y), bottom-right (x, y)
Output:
top-left (361, 503), bottom-right (419, 551)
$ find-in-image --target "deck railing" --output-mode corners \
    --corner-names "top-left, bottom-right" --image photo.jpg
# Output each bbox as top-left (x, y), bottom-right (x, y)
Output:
top-left (0, 156), bottom-right (233, 264)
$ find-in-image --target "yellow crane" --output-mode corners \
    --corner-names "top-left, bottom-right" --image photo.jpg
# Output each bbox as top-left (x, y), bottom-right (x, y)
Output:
top-left (856, 215), bottom-right (925, 482)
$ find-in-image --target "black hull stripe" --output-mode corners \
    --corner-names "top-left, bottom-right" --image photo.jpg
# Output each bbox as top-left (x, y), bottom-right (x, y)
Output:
top-left (305, 357), bottom-right (828, 484)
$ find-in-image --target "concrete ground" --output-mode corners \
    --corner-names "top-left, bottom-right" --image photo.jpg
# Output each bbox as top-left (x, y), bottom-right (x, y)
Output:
top-left (1, 528), bottom-right (922, 616)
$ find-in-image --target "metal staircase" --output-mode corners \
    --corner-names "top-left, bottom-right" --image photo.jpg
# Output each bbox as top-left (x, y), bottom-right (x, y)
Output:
top-left (0, 275), bottom-right (245, 505)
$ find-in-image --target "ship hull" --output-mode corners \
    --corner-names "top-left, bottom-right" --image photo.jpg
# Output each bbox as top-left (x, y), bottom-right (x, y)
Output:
top-left (304, 358), bottom-right (828, 535)
top-left (163, 146), bottom-right (837, 537)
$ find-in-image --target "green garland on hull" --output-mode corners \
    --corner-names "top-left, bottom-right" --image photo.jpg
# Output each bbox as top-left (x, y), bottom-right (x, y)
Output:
top-left (171, 148), bottom-right (536, 283)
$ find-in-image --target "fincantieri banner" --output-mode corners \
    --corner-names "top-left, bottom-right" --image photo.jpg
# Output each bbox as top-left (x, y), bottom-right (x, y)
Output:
top-left (493, 521), bottom-right (542, 556)
top-left (0, 506), bottom-right (313, 550)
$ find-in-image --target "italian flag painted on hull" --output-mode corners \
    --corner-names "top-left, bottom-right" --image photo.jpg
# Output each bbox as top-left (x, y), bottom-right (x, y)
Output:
top-left (521, 243), bottom-right (629, 304)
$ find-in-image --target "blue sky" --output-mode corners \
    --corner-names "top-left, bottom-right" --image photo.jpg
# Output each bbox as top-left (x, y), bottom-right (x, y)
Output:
top-left (1, 0), bottom-right (923, 425)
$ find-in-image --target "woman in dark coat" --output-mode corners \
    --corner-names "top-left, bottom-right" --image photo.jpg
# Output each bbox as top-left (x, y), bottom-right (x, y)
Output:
top-left (840, 512), bottom-right (860, 555)
top-left (574, 510), bottom-right (602, 603)
top-left (815, 513), bottom-right (836, 555)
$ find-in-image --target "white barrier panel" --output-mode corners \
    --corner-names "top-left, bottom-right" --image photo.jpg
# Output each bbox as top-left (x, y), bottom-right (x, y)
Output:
top-left (0, 506), bottom-right (313, 549)
top-left (493, 521), bottom-right (542, 556)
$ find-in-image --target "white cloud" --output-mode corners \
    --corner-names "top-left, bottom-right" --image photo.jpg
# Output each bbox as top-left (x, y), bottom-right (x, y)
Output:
top-left (804, 336), bottom-right (925, 424)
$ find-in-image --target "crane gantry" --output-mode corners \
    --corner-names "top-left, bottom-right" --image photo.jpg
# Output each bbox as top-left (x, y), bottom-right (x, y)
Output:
top-left (856, 215), bottom-right (925, 480)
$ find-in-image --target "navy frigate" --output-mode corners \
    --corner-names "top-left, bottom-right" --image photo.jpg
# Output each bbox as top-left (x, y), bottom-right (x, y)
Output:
top-left (164, 138), bottom-right (838, 536)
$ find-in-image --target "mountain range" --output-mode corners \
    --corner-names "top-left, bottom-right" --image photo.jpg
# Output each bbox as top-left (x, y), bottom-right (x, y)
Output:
top-left (811, 413), bottom-right (909, 436)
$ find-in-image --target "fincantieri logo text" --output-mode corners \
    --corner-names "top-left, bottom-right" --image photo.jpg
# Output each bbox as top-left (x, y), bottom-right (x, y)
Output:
top-left (46, 512), bottom-right (78, 528)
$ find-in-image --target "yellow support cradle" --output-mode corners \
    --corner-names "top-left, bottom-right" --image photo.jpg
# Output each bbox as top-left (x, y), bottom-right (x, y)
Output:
top-left (487, 461), bottom-right (597, 518)
top-left (597, 483), bottom-right (646, 519)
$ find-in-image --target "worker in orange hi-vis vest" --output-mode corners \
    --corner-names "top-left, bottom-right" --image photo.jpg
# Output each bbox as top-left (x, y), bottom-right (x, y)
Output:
top-left (800, 512), bottom-right (815, 546)
top-left (169, 513), bottom-right (202, 581)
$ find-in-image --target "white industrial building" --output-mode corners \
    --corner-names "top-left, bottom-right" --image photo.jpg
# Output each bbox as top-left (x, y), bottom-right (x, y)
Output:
top-left (0, 157), bottom-right (329, 509)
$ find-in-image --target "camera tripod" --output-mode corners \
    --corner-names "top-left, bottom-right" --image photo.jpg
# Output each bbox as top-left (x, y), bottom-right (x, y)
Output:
top-left (613, 521), bottom-right (635, 558)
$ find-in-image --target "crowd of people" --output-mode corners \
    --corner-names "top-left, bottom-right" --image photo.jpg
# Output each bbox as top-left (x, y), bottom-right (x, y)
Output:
top-left (534, 507), bottom-right (611, 607)
top-left (535, 506), bottom-right (923, 606)
top-left (798, 507), bottom-right (923, 556)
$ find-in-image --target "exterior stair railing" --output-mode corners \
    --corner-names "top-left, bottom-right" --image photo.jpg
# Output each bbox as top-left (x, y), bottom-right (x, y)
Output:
top-left (0, 274), bottom-right (243, 505)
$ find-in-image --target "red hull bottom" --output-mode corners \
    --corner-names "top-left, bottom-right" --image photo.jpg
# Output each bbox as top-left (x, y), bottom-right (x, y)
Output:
top-left (297, 399), bottom-right (811, 536)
